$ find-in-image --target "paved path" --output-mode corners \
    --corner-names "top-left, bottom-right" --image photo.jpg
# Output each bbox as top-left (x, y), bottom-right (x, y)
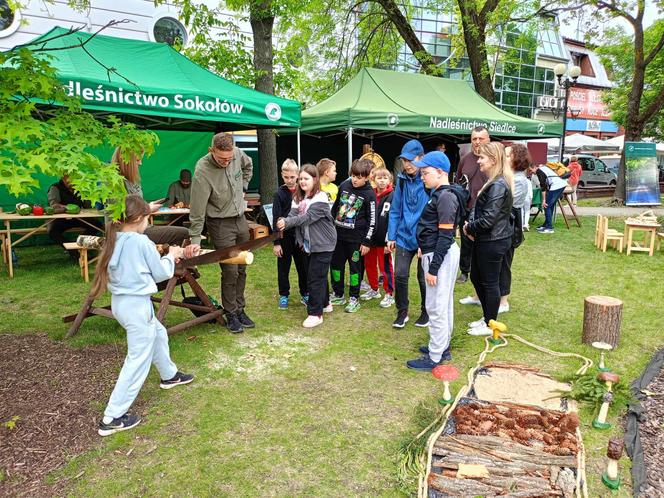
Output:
top-left (568, 206), bottom-right (664, 217)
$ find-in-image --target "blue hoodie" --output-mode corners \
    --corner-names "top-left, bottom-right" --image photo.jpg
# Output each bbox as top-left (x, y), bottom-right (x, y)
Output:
top-left (387, 171), bottom-right (429, 251)
top-left (107, 232), bottom-right (175, 296)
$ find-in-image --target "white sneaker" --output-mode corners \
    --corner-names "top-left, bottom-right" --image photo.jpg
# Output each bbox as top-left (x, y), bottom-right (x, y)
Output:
top-left (303, 315), bottom-right (323, 328)
top-left (459, 295), bottom-right (481, 305)
top-left (360, 280), bottom-right (371, 292)
top-left (468, 317), bottom-right (485, 328)
top-left (498, 303), bottom-right (510, 314)
top-left (322, 303), bottom-right (333, 313)
top-left (361, 289), bottom-right (381, 300)
top-left (379, 294), bottom-right (395, 308)
top-left (467, 326), bottom-right (492, 336)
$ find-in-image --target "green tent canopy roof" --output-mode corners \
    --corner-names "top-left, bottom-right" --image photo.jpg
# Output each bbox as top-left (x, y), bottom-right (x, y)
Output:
top-left (18, 27), bottom-right (300, 131)
top-left (300, 68), bottom-right (562, 138)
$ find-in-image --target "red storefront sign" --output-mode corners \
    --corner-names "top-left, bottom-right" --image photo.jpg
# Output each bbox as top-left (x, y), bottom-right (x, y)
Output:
top-left (566, 88), bottom-right (611, 120)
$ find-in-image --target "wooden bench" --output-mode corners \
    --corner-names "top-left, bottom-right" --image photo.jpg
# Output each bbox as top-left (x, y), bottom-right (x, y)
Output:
top-left (63, 242), bottom-right (100, 283)
top-left (1, 226), bottom-right (87, 264)
top-left (656, 232), bottom-right (664, 251)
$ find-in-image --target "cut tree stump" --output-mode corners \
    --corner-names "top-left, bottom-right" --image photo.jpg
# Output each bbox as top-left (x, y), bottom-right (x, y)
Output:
top-left (582, 295), bottom-right (623, 348)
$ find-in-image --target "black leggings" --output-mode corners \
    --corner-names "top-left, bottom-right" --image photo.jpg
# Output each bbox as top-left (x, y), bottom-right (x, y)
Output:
top-left (470, 237), bottom-right (512, 324)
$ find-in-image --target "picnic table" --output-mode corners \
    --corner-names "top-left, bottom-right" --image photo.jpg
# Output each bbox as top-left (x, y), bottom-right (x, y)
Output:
top-left (0, 209), bottom-right (104, 278)
top-left (149, 207), bottom-right (190, 226)
top-left (624, 220), bottom-right (662, 256)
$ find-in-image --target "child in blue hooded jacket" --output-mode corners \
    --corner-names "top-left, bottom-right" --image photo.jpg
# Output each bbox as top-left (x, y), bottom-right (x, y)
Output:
top-left (387, 140), bottom-right (430, 329)
top-left (90, 195), bottom-right (195, 437)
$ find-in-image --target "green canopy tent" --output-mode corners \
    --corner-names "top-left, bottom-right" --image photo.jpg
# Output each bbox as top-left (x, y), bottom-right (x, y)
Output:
top-left (24, 26), bottom-right (301, 131)
top-left (293, 68), bottom-right (562, 168)
top-left (1, 27), bottom-right (301, 210)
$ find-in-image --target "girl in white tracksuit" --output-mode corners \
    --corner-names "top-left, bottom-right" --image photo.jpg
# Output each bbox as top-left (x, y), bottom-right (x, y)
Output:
top-left (91, 195), bottom-right (193, 437)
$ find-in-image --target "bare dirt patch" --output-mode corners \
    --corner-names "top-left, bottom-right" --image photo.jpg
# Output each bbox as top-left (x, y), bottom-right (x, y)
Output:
top-left (0, 333), bottom-right (130, 497)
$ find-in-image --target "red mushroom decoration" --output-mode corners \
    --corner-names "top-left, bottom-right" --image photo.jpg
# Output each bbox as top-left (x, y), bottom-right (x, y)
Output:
top-left (432, 364), bottom-right (460, 405)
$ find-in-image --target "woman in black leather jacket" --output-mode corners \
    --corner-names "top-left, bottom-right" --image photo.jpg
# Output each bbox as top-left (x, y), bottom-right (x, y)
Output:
top-left (463, 142), bottom-right (514, 336)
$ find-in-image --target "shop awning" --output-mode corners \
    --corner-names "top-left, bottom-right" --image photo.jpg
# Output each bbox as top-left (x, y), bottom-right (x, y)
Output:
top-left (18, 27), bottom-right (300, 131)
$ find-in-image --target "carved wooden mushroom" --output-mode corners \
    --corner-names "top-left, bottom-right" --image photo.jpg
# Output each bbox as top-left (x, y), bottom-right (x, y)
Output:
top-left (602, 437), bottom-right (624, 490)
top-left (432, 364), bottom-right (460, 405)
top-left (593, 372), bottom-right (620, 429)
top-left (591, 341), bottom-right (613, 372)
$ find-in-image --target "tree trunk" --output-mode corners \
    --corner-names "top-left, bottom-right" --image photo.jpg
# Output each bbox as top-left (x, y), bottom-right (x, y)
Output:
top-left (250, 0), bottom-right (278, 203)
top-left (374, 0), bottom-right (437, 75)
top-left (457, 2), bottom-right (495, 102)
top-left (582, 295), bottom-right (623, 348)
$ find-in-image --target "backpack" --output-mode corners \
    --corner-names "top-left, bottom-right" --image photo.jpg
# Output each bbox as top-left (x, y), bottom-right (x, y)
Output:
top-left (546, 161), bottom-right (572, 180)
top-left (445, 183), bottom-right (469, 227)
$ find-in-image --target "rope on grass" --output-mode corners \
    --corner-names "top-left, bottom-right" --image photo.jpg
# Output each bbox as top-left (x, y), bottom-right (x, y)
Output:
top-left (418, 333), bottom-right (593, 498)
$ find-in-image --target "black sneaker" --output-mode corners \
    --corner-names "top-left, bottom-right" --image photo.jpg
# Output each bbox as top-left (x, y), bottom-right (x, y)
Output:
top-left (393, 310), bottom-right (409, 328)
top-left (418, 346), bottom-right (452, 362)
top-left (415, 311), bottom-right (430, 327)
top-left (160, 371), bottom-right (194, 390)
top-left (226, 312), bottom-right (244, 334)
top-left (456, 273), bottom-right (468, 284)
top-left (98, 413), bottom-right (141, 437)
top-left (237, 310), bottom-right (256, 329)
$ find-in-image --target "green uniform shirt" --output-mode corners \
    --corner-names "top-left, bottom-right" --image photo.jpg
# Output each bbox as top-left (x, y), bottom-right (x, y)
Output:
top-left (166, 181), bottom-right (191, 205)
top-left (188, 148), bottom-right (253, 245)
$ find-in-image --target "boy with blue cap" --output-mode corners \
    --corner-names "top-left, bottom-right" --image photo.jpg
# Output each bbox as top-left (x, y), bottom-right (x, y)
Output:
top-left (406, 151), bottom-right (464, 371)
top-left (387, 139), bottom-right (429, 329)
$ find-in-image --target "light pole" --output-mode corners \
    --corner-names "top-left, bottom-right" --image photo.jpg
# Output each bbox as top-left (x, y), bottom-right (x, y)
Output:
top-left (553, 63), bottom-right (581, 162)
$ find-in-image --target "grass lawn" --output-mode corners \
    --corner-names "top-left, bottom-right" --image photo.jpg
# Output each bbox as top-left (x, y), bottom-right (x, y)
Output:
top-left (577, 195), bottom-right (664, 207)
top-left (1, 215), bottom-right (663, 497)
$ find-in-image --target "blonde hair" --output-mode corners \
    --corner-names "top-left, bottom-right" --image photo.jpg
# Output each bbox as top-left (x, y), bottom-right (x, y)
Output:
top-left (281, 158), bottom-right (299, 172)
top-left (112, 147), bottom-right (142, 184)
top-left (90, 195), bottom-right (151, 299)
top-left (477, 142), bottom-right (514, 194)
top-left (316, 158), bottom-right (336, 178)
top-left (371, 166), bottom-right (393, 183)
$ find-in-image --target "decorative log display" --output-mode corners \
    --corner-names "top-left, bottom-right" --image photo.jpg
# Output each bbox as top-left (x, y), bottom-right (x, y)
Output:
top-left (428, 399), bottom-right (581, 497)
top-left (582, 295), bottom-right (623, 348)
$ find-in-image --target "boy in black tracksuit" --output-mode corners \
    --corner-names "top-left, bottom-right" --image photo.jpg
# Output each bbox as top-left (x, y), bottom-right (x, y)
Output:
top-left (330, 159), bottom-right (377, 313)
top-left (272, 160), bottom-right (308, 309)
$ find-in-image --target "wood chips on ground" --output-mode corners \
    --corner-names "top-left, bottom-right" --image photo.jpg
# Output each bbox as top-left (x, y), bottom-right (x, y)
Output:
top-left (0, 333), bottom-right (130, 497)
top-left (639, 363), bottom-right (664, 497)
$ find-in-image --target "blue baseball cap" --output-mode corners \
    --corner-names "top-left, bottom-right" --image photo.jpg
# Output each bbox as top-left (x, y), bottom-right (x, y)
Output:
top-left (398, 139), bottom-right (424, 161)
top-left (413, 151), bottom-right (451, 173)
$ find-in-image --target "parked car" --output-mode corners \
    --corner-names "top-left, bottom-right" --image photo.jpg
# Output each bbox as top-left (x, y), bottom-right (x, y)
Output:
top-left (562, 154), bottom-right (617, 187)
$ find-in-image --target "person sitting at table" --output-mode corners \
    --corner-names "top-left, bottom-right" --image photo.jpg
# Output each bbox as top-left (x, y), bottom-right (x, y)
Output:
top-left (111, 147), bottom-right (189, 245)
top-left (47, 175), bottom-right (101, 261)
top-left (166, 169), bottom-right (192, 207)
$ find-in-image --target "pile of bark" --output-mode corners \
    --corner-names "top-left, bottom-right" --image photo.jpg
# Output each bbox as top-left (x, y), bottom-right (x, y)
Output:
top-left (428, 399), bottom-right (580, 497)
top-left (638, 366), bottom-right (664, 496)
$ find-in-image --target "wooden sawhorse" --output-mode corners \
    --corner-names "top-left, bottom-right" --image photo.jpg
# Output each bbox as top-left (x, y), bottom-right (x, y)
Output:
top-left (63, 266), bottom-right (224, 337)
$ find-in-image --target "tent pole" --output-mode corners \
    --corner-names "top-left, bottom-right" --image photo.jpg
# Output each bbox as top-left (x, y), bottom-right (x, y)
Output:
top-left (297, 129), bottom-right (301, 167)
top-left (348, 127), bottom-right (354, 170)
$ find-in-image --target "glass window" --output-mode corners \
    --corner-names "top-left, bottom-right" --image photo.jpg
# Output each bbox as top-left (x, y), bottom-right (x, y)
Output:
top-left (518, 93), bottom-right (532, 107)
top-left (153, 17), bottom-right (188, 46)
top-left (519, 79), bottom-right (534, 94)
top-left (503, 91), bottom-right (518, 105)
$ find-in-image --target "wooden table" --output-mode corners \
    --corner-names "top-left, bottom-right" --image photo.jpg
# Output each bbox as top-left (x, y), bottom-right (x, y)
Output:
top-left (149, 207), bottom-right (190, 226)
top-left (624, 222), bottom-right (662, 256)
top-left (0, 209), bottom-right (104, 278)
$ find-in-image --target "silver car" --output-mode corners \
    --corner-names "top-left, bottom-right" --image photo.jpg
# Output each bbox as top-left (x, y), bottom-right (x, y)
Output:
top-left (563, 155), bottom-right (617, 187)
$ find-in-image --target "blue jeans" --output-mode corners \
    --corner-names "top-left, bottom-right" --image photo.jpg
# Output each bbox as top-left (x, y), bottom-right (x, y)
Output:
top-left (543, 188), bottom-right (565, 229)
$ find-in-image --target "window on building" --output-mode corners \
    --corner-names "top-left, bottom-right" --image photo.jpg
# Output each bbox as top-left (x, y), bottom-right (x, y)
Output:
top-left (571, 52), bottom-right (595, 77)
top-left (0, 0), bottom-right (21, 37)
top-left (152, 16), bottom-right (188, 46)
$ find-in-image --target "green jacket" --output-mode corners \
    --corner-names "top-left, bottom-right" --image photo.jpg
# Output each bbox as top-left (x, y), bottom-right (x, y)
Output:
top-left (188, 148), bottom-right (253, 244)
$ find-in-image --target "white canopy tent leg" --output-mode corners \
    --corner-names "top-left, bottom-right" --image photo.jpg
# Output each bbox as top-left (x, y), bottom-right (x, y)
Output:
top-left (296, 128), bottom-right (301, 167)
top-left (348, 127), bottom-right (354, 170)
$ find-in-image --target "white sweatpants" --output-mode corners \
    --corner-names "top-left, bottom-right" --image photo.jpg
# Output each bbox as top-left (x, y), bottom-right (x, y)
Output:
top-left (422, 244), bottom-right (460, 362)
top-left (104, 295), bottom-right (178, 419)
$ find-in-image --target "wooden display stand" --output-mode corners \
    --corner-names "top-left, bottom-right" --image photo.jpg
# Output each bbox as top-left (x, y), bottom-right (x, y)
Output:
top-left (63, 266), bottom-right (224, 337)
top-left (582, 296), bottom-right (623, 348)
top-left (247, 222), bottom-right (268, 240)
